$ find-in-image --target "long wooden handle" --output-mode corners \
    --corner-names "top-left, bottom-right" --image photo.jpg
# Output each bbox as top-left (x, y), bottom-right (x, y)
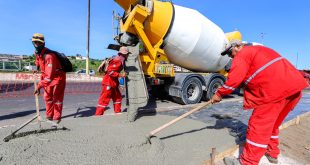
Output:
top-left (149, 100), bottom-right (212, 136)
top-left (33, 76), bottom-right (42, 128)
top-left (35, 93), bottom-right (41, 120)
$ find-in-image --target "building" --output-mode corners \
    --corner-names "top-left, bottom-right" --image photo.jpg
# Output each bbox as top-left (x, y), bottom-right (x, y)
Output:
top-left (0, 54), bottom-right (23, 61)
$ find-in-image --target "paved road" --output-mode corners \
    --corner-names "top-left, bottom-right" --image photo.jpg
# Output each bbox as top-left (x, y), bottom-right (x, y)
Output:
top-left (0, 83), bottom-right (183, 126)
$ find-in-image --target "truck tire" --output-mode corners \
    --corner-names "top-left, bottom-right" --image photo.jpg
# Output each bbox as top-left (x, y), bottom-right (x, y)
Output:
top-left (172, 77), bottom-right (203, 105)
top-left (205, 77), bottom-right (224, 100)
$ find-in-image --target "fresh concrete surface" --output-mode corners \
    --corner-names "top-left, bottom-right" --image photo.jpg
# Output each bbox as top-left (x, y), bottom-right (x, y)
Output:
top-left (0, 88), bottom-right (309, 164)
top-left (0, 114), bottom-right (236, 165)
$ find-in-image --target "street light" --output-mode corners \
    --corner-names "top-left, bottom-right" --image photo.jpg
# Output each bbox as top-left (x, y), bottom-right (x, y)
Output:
top-left (260, 32), bottom-right (267, 44)
top-left (86, 0), bottom-right (90, 75)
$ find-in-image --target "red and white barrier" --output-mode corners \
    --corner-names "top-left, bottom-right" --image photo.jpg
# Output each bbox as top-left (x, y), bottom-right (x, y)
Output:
top-left (1, 73), bottom-right (102, 82)
top-left (0, 73), bottom-right (103, 98)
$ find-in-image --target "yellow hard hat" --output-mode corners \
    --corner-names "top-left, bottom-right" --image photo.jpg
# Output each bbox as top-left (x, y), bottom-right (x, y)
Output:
top-left (32, 33), bottom-right (45, 43)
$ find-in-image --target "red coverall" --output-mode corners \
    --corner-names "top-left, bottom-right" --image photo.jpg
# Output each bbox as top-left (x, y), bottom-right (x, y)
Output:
top-left (95, 55), bottom-right (125, 115)
top-left (215, 46), bottom-right (308, 165)
top-left (35, 48), bottom-right (66, 121)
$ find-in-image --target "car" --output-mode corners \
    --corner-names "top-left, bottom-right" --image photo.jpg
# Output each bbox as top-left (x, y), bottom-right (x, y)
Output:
top-left (76, 69), bottom-right (95, 76)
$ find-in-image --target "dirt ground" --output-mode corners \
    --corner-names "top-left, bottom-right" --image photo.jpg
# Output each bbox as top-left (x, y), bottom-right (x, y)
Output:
top-left (279, 115), bottom-right (310, 165)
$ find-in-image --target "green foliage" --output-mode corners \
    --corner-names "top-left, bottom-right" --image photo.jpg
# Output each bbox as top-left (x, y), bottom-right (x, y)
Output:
top-left (3, 54), bottom-right (102, 73)
top-left (70, 59), bottom-right (101, 72)
top-left (24, 54), bottom-right (36, 65)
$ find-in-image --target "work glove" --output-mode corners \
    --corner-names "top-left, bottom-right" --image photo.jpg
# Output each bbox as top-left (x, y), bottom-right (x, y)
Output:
top-left (211, 94), bottom-right (222, 104)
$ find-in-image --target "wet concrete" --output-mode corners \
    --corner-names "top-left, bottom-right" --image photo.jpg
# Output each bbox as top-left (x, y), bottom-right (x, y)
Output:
top-left (286, 93), bottom-right (310, 121)
top-left (0, 87), bottom-right (309, 164)
top-left (157, 91), bottom-right (310, 149)
top-left (0, 114), bottom-right (235, 165)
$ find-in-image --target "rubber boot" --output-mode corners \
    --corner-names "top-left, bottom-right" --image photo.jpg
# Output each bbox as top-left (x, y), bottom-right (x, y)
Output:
top-left (265, 153), bottom-right (278, 164)
top-left (224, 157), bottom-right (241, 165)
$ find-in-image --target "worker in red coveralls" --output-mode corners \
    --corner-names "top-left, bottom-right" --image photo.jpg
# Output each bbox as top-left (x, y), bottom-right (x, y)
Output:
top-left (211, 40), bottom-right (309, 165)
top-left (32, 33), bottom-right (66, 123)
top-left (95, 46), bottom-right (128, 115)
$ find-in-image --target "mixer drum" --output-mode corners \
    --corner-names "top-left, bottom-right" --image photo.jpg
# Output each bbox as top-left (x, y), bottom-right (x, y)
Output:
top-left (163, 5), bottom-right (230, 72)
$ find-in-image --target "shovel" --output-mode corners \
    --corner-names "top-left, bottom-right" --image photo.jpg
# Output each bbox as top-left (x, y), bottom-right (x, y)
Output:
top-left (3, 77), bottom-right (43, 142)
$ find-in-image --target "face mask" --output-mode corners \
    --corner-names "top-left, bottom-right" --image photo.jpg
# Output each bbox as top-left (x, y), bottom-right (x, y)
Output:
top-left (33, 42), bottom-right (45, 54)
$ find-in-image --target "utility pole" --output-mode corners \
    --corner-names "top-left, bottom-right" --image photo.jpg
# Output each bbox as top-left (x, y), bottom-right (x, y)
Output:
top-left (86, 0), bottom-right (90, 75)
top-left (112, 10), bottom-right (121, 41)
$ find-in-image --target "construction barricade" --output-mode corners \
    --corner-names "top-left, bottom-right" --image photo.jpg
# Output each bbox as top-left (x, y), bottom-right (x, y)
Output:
top-left (0, 73), bottom-right (103, 99)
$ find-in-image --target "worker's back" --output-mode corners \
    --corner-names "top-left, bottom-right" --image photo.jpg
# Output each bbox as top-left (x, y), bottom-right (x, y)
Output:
top-left (238, 46), bottom-right (309, 109)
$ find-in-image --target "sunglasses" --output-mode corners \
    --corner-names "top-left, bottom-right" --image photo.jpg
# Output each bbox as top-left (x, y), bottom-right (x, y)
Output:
top-left (32, 41), bottom-right (44, 45)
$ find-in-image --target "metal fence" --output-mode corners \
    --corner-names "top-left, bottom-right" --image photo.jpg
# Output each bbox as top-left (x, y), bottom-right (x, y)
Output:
top-left (0, 60), bottom-right (31, 71)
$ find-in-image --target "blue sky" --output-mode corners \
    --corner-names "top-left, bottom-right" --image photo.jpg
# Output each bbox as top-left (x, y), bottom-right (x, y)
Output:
top-left (0, 0), bottom-right (309, 69)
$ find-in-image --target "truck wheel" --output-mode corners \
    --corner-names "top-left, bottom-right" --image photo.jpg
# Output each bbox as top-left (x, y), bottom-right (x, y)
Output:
top-left (205, 78), bottom-right (224, 100)
top-left (173, 77), bottom-right (203, 105)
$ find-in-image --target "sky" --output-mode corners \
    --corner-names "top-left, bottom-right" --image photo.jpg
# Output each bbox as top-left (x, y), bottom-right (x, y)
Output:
top-left (0, 0), bottom-right (309, 69)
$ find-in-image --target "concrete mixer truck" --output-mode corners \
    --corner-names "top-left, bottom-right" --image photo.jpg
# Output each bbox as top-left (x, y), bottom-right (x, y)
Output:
top-left (111, 0), bottom-right (242, 121)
